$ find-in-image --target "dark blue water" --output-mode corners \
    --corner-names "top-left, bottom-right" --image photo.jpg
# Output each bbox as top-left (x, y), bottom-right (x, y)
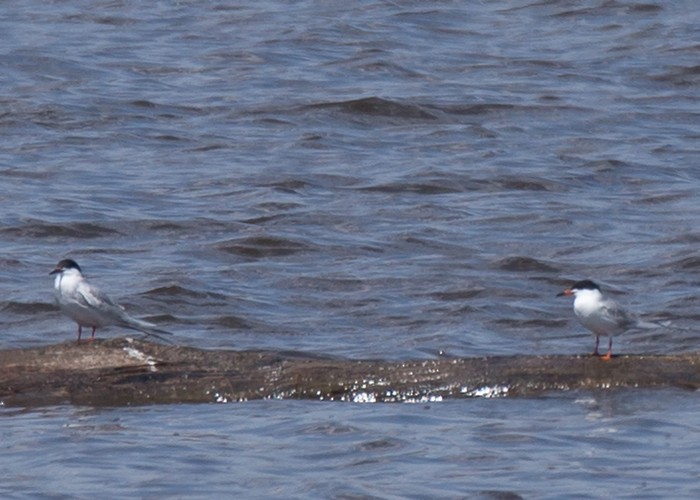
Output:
top-left (2, 0), bottom-right (700, 497)
top-left (2, 392), bottom-right (699, 499)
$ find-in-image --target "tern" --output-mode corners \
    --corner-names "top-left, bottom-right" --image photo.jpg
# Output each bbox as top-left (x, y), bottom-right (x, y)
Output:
top-left (557, 279), bottom-right (657, 360)
top-left (50, 258), bottom-right (173, 342)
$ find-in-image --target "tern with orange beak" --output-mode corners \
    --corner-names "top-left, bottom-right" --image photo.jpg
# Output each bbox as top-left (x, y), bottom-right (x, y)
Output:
top-left (557, 279), bottom-right (657, 360)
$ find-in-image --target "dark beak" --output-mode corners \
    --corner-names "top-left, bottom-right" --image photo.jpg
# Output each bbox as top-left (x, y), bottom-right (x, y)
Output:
top-left (49, 268), bottom-right (60, 275)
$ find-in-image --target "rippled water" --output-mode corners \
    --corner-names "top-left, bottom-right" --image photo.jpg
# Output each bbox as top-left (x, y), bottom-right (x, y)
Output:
top-left (2, 0), bottom-right (700, 497)
top-left (3, 392), bottom-right (700, 498)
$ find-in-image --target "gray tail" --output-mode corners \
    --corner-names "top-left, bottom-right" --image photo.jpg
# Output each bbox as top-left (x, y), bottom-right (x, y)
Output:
top-left (120, 317), bottom-right (174, 343)
top-left (636, 318), bottom-right (690, 332)
top-left (636, 319), bottom-right (665, 329)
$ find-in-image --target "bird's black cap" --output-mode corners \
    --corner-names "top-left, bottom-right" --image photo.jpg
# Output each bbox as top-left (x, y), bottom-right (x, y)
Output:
top-left (569, 279), bottom-right (600, 291)
top-left (557, 279), bottom-right (601, 297)
top-left (50, 258), bottom-right (82, 275)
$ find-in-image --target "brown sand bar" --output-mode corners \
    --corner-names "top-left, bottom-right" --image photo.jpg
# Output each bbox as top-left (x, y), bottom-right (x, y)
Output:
top-left (1, 338), bottom-right (699, 406)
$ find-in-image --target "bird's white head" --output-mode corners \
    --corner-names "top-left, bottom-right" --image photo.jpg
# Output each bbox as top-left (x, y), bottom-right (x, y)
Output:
top-left (50, 258), bottom-right (83, 276)
top-left (50, 259), bottom-right (84, 289)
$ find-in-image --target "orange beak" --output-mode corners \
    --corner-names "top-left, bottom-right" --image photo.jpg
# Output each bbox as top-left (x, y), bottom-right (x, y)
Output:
top-left (557, 288), bottom-right (573, 297)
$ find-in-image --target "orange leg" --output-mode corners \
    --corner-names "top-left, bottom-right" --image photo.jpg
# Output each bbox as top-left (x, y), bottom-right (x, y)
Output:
top-left (600, 337), bottom-right (613, 361)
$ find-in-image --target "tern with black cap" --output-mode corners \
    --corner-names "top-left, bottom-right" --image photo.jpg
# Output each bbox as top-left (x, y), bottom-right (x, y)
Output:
top-left (557, 279), bottom-right (657, 360)
top-left (50, 258), bottom-right (173, 342)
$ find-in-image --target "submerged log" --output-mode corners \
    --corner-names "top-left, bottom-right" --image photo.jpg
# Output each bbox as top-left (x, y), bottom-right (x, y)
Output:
top-left (1, 337), bottom-right (699, 406)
